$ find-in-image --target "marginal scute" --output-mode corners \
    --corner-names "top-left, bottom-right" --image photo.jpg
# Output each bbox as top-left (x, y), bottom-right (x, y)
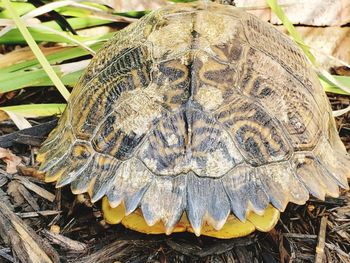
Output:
top-left (293, 152), bottom-right (337, 199)
top-left (70, 155), bottom-right (97, 195)
top-left (106, 158), bottom-right (153, 214)
top-left (222, 165), bottom-right (269, 221)
top-left (257, 162), bottom-right (309, 211)
top-left (90, 154), bottom-right (120, 202)
top-left (39, 129), bottom-right (75, 174)
top-left (55, 141), bottom-right (94, 187)
top-left (186, 173), bottom-right (230, 236)
top-left (38, 108), bottom-right (69, 155)
top-left (140, 176), bottom-right (187, 233)
top-left (313, 136), bottom-right (350, 189)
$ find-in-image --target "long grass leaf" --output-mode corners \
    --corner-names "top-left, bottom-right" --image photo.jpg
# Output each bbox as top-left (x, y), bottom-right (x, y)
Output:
top-left (0, 17), bottom-right (112, 44)
top-left (0, 65), bottom-right (84, 93)
top-left (0, 104), bottom-right (66, 118)
top-left (30, 24), bottom-right (95, 55)
top-left (0, 2), bottom-right (35, 17)
top-left (2, 0), bottom-right (70, 101)
top-left (1, 42), bottom-right (105, 73)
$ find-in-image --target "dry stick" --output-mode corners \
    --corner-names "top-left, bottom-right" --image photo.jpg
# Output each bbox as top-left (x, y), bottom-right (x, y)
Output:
top-left (42, 229), bottom-right (87, 252)
top-left (17, 210), bottom-right (61, 218)
top-left (14, 175), bottom-right (55, 202)
top-left (0, 202), bottom-right (60, 263)
top-left (315, 216), bottom-right (328, 263)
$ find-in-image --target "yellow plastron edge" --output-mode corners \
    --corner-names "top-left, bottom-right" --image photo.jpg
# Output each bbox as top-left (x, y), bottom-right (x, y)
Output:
top-left (102, 197), bottom-right (280, 239)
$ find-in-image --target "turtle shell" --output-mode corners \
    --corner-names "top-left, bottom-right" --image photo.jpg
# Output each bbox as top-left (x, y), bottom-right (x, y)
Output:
top-left (38, 2), bottom-right (350, 237)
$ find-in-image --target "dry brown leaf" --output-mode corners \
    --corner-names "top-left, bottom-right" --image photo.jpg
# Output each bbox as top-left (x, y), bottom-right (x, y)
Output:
top-left (100, 0), bottom-right (168, 12)
top-left (270, 0), bottom-right (350, 26)
top-left (0, 91), bottom-right (18, 105)
top-left (0, 147), bottom-right (22, 174)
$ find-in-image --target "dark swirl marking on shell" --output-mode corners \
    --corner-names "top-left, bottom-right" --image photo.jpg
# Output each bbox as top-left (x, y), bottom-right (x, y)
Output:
top-left (76, 13), bottom-right (156, 88)
top-left (72, 47), bottom-right (152, 140)
top-left (152, 59), bottom-right (191, 111)
top-left (191, 52), bottom-right (237, 111)
top-left (237, 47), bottom-right (321, 149)
top-left (210, 40), bottom-right (245, 63)
top-left (139, 108), bottom-right (243, 177)
top-left (92, 102), bottom-right (157, 160)
top-left (216, 96), bottom-right (292, 166)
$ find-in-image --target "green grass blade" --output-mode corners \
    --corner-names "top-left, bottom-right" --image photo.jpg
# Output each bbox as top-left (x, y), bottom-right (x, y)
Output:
top-left (0, 104), bottom-right (66, 118)
top-left (0, 2), bottom-right (35, 18)
top-left (3, 0), bottom-right (70, 100)
top-left (0, 17), bottom-right (113, 44)
top-left (0, 65), bottom-right (84, 93)
top-left (1, 42), bottom-right (105, 73)
top-left (320, 74), bottom-right (350, 95)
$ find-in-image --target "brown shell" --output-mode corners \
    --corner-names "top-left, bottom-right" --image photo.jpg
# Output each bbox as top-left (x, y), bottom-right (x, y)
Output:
top-left (38, 2), bottom-right (350, 235)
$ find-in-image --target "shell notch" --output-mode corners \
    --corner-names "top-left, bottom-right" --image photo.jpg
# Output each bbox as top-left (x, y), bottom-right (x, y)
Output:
top-left (37, 1), bottom-right (350, 238)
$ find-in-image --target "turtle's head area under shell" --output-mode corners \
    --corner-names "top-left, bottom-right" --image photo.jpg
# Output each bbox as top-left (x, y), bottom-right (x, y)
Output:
top-left (37, 1), bottom-right (350, 238)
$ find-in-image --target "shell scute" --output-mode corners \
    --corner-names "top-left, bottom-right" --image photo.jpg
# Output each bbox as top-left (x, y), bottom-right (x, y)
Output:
top-left (216, 95), bottom-right (292, 166)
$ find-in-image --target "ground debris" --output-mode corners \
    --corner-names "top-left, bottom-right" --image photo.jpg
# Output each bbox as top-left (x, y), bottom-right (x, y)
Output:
top-left (0, 201), bottom-right (60, 263)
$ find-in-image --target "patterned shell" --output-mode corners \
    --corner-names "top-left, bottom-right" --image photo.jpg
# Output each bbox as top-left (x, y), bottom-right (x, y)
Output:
top-left (38, 2), bottom-right (350, 235)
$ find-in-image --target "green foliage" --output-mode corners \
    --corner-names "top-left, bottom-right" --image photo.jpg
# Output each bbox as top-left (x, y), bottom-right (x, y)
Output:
top-left (2, 0), bottom-right (70, 100)
top-left (0, 104), bottom-right (66, 118)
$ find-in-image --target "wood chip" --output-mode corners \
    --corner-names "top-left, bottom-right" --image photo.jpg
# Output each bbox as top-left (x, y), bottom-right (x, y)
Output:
top-left (14, 175), bottom-right (55, 202)
top-left (17, 183), bottom-right (40, 211)
top-left (0, 147), bottom-right (22, 174)
top-left (315, 216), bottom-right (328, 263)
top-left (0, 120), bottom-right (57, 148)
top-left (16, 210), bottom-right (61, 219)
top-left (283, 233), bottom-right (318, 239)
top-left (42, 229), bottom-right (87, 252)
top-left (0, 201), bottom-right (59, 263)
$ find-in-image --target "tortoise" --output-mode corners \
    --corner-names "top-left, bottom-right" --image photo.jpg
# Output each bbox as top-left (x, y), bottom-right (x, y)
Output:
top-left (37, 1), bottom-right (350, 238)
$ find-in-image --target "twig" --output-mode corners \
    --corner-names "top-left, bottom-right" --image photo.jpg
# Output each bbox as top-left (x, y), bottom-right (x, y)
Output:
top-left (0, 201), bottom-right (60, 263)
top-left (283, 233), bottom-right (317, 239)
top-left (16, 210), bottom-right (61, 218)
top-left (0, 246), bottom-right (14, 262)
top-left (42, 229), bottom-right (87, 252)
top-left (315, 216), bottom-right (328, 263)
top-left (14, 175), bottom-right (55, 202)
